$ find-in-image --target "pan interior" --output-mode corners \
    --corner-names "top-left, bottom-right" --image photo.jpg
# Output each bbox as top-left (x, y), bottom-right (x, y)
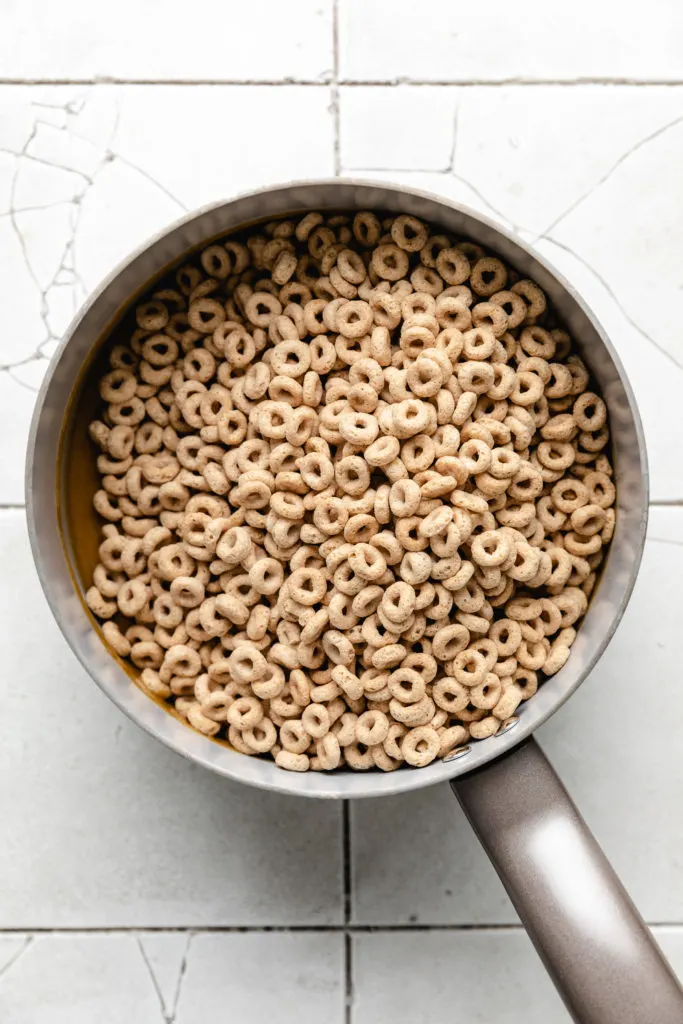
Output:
top-left (40, 181), bottom-right (648, 799)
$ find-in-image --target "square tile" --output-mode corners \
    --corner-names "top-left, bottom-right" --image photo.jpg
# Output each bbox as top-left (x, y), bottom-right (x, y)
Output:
top-left (537, 507), bottom-right (683, 922)
top-left (338, 0), bottom-right (683, 82)
top-left (654, 928), bottom-right (683, 987)
top-left (0, 934), bottom-right (167, 1024)
top-left (350, 927), bottom-right (683, 1024)
top-left (339, 87), bottom-right (456, 170)
top-left (351, 930), bottom-right (566, 1023)
top-left (339, 84), bottom-right (683, 500)
top-left (0, 83), bottom-right (335, 503)
top-left (0, 1), bottom-right (334, 81)
top-left (0, 511), bottom-right (343, 927)
top-left (350, 509), bottom-right (683, 924)
top-left (0, 372), bottom-right (38, 506)
top-left (0, 931), bottom-right (345, 1024)
top-left (176, 932), bottom-right (345, 1024)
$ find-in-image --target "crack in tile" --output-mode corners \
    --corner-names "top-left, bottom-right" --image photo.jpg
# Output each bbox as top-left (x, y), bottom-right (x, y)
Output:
top-left (536, 111), bottom-right (683, 241)
top-left (541, 236), bottom-right (683, 373)
top-left (5, 367), bottom-right (42, 393)
top-left (5, 101), bottom-right (119, 371)
top-left (0, 936), bottom-right (33, 986)
top-left (8, 126), bottom-right (57, 360)
top-left (135, 935), bottom-right (171, 1024)
top-left (0, 142), bottom-right (93, 183)
top-left (169, 933), bottom-right (193, 1024)
top-left (447, 103), bottom-right (459, 173)
top-left (0, 350), bottom-right (48, 372)
top-left (0, 90), bottom-right (188, 384)
top-left (33, 94), bottom-right (88, 117)
top-left (449, 169), bottom-right (521, 231)
top-left (337, 161), bottom-right (681, 375)
top-left (0, 199), bottom-right (77, 217)
top-left (111, 151), bottom-right (187, 212)
top-left (6, 123), bottom-right (96, 372)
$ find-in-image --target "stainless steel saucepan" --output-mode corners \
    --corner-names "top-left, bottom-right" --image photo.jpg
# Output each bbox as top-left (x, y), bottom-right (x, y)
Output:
top-left (26, 180), bottom-right (683, 1023)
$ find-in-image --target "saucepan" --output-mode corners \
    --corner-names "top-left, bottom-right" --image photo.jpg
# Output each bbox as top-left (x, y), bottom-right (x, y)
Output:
top-left (25, 181), bottom-right (683, 1023)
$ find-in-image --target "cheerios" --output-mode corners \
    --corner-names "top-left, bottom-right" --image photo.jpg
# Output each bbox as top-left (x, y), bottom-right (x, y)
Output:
top-left (86, 207), bottom-right (614, 772)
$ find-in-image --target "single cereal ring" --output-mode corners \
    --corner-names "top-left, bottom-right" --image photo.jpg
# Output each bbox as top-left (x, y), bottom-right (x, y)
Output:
top-left (436, 248), bottom-right (470, 286)
top-left (391, 215), bottom-right (429, 252)
top-left (493, 683), bottom-right (525, 721)
top-left (352, 211), bottom-right (382, 247)
top-left (229, 643), bottom-right (267, 683)
top-left (389, 694), bottom-right (435, 727)
top-left (418, 506), bottom-right (453, 538)
top-left (381, 581), bottom-right (417, 624)
top-left (432, 677), bottom-right (469, 714)
top-left (471, 530), bottom-right (512, 568)
top-left (387, 667), bottom-right (427, 705)
top-left (450, 649), bottom-right (488, 687)
top-left (462, 326), bottom-right (496, 361)
top-left (356, 709), bottom-right (390, 746)
top-left (570, 503), bottom-right (606, 537)
top-left (432, 623), bottom-right (470, 661)
top-left (315, 732), bottom-right (342, 770)
top-left (392, 399), bottom-right (431, 439)
top-left (406, 356), bottom-right (443, 398)
top-left (339, 411), bottom-right (379, 446)
top-left (402, 726), bottom-right (440, 767)
top-left (348, 543), bottom-right (387, 582)
top-left (471, 302), bottom-right (508, 338)
top-left (100, 369), bottom-right (137, 404)
top-left (245, 291), bottom-right (283, 328)
top-left (469, 673), bottom-right (503, 710)
top-left (537, 441), bottom-right (575, 472)
top-left (469, 716), bottom-right (500, 740)
top-left (344, 743), bottom-right (374, 770)
top-left (301, 703), bottom-right (331, 739)
top-left (275, 750), bottom-right (310, 772)
top-left (242, 718), bottom-right (278, 754)
top-left (371, 244), bottom-right (410, 281)
top-left (573, 392), bottom-right (607, 431)
top-left (365, 435), bottom-right (401, 469)
top-left (389, 479), bottom-right (422, 518)
top-left (583, 471), bottom-right (616, 509)
top-left (457, 361), bottom-right (495, 395)
top-left (470, 257), bottom-right (508, 297)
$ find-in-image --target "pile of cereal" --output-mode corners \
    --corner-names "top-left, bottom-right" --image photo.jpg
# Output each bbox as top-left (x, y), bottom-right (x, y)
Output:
top-left (85, 209), bottom-right (615, 772)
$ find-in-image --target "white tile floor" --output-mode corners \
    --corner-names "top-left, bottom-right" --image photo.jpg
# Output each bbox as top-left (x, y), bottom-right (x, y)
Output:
top-left (1, 2), bottom-right (683, 1020)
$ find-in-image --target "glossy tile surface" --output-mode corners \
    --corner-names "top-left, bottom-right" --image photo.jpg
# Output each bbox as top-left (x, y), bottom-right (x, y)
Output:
top-left (1, 6), bottom-right (682, 1019)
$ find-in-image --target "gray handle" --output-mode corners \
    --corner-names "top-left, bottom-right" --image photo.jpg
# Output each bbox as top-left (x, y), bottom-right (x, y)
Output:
top-left (452, 737), bottom-right (683, 1024)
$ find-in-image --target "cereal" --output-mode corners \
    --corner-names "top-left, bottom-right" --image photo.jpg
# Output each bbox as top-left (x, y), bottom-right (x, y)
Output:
top-left (86, 210), bottom-right (615, 772)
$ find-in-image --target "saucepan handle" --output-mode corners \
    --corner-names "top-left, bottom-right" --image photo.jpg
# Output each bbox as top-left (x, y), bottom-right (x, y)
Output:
top-left (451, 737), bottom-right (683, 1024)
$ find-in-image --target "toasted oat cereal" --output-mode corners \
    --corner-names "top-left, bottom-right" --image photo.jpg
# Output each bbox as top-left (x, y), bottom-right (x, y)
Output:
top-left (85, 210), bottom-right (615, 772)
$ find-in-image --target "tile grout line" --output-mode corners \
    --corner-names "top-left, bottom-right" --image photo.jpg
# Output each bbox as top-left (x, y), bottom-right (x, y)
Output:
top-left (340, 78), bottom-right (683, 87)
top-left (2, 78), bottom-right (683, 87)
top-left (2, 922), bottom-right (683, 934)
top-left (342, 801), bottom-right (353, 1022)
top-left (342, 802), bottom-right (352, 924)
top-left (344, 932), bottom-right (353, 1024)
top-left (333, 10), bottom-right (351, 1019)
top-left (331, 0), bottom-right (341, 176)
